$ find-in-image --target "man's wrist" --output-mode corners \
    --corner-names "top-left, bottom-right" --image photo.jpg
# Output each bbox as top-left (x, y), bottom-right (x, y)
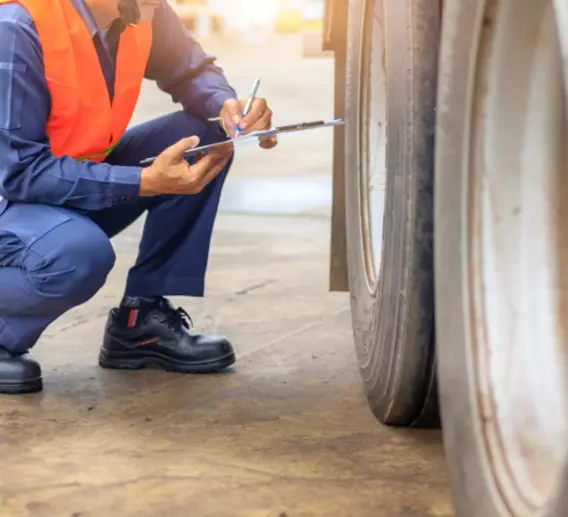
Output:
top-left (139, 164), bottom-right (160, 197)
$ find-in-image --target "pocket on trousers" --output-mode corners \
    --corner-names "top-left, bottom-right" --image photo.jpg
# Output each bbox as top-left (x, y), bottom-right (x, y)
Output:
top-left (0, 203), bottom-right (72, 255)
top-left (0, 62), bottom-right (26, 130)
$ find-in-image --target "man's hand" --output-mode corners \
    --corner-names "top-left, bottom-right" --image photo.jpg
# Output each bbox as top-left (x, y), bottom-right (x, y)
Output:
top-left (139, 136), bottom-right (233, 196)
top-left (220, 98), bottom-right (278, 150)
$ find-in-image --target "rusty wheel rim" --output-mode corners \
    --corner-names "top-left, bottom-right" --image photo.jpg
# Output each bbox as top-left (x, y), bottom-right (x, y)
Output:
top-left (469, 1), bottom-right (568, 514)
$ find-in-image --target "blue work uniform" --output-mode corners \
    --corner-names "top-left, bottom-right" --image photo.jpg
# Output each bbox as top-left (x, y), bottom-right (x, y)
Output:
top-left (0, 0), bottom-right (236, 353)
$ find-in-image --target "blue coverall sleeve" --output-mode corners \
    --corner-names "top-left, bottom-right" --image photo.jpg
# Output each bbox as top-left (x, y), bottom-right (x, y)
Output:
top-left (0, 6), bottom-right (142, 210)
top-left (144, 1), bottom-right (238, 120)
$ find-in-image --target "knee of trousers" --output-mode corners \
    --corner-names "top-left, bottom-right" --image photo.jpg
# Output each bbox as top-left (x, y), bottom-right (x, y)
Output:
top-left (24, 222), bottom-right (116, 307)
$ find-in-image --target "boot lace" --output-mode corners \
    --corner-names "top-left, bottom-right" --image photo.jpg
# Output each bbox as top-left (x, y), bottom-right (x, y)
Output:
top-left (156, 298), bottom-right (194, 332)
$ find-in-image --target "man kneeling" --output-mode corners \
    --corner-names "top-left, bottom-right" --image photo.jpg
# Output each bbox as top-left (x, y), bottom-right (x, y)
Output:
top-left (0, 0), bottom-right (275, 393)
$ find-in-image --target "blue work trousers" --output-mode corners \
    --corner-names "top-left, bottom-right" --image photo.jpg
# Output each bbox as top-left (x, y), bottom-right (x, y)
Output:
top-left (0, 111), bottom-right (231, 353)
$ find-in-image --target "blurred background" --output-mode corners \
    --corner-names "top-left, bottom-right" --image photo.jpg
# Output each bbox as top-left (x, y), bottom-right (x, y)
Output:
top-left (168, 0), bottom-right (326, 52)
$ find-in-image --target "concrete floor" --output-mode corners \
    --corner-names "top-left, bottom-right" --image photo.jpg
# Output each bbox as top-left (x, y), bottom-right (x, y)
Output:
top-left (0, 35), bottom-right (454, 517)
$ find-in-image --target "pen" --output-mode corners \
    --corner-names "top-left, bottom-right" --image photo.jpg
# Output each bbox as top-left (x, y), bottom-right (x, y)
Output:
top-left (235, 78), bottom-right (261, 137)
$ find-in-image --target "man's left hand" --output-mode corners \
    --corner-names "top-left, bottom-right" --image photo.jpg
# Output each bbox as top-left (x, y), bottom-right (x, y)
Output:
top-left (220, 98), bottom-right (278, 150)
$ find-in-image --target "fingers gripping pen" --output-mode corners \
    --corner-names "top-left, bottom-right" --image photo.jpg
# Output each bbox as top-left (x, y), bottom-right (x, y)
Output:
top-left (235, 78), bottom-right (261, 137)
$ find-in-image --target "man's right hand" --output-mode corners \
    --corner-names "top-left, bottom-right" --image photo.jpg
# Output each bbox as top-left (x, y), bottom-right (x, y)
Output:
top-left (139, 136), bottom-right (233, 196)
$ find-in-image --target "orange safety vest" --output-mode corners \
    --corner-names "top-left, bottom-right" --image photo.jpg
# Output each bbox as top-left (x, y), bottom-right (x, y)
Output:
top-left (0, 0), bottom-right (152, 162)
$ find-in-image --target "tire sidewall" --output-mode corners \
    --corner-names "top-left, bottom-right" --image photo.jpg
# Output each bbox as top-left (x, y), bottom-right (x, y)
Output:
top-left (345, 0), bottom-right (378, 368)
top-left (435, 0), bottom-right (567, 515)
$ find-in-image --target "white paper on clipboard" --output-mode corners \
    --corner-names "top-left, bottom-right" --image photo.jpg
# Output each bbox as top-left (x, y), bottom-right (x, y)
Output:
top-left (139, 119), bottom-right (345, 165)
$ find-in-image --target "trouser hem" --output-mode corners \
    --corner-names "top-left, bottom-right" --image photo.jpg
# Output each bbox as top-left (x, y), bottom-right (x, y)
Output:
top-left (0, 318), bottom-right (27, 353)
top-left (124, 275), bottom-right (205, 298)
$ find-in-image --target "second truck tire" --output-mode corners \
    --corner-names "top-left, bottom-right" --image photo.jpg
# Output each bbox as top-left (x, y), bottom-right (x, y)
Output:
top-left (435, 0), bottom-right (568, 515)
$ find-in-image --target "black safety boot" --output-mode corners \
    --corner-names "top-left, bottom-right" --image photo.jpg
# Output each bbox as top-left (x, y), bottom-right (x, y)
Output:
top-left (99, 297), bottom-right (235, 373)
top-left (0, 346), bottom-right (43, 394)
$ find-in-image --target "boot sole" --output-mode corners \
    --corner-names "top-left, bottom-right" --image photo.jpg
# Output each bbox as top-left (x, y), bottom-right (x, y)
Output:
top-left (98, 348), bottom-right (236, 374)
top-left (0, 377), bottom-right (43, 394)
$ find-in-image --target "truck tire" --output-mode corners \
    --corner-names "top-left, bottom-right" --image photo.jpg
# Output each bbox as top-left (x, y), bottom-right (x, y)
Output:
top-left (435, 0), bottom-right (568, 515)
top-left (344, 0), bottom-right (440, 426)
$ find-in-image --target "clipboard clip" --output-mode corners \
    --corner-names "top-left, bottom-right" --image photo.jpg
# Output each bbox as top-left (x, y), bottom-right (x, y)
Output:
top-left (274, 120), bottom-right (339, 133)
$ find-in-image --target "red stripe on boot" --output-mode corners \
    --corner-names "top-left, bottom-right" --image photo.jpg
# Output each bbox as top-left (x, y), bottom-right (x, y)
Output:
top-left (134, 338), bottom-right (159, 347)
top-left (127, 309), bottom-right (138, 328)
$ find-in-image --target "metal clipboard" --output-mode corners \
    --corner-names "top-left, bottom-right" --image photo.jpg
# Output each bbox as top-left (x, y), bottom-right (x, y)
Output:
top-left (139, 119), bottom-right (345, 165)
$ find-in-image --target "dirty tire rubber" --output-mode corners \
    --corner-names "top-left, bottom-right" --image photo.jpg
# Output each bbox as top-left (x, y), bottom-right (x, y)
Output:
top-left (435, 0), bottom-right (568, 515)
top-left (345, 0), bottom-right (440, 427)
